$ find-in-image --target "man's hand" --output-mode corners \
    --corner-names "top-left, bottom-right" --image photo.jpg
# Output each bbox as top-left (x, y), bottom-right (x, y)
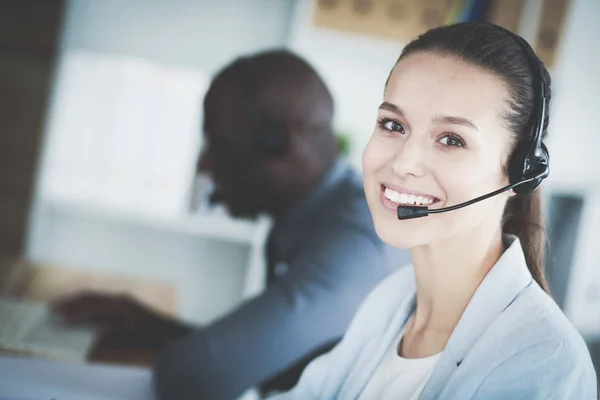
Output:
top-left (50, 292), bottom-right (192, 349)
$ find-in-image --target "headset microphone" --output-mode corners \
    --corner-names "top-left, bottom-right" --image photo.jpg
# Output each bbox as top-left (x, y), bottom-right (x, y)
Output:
top-left (396, 173), bottom-right (547, 220)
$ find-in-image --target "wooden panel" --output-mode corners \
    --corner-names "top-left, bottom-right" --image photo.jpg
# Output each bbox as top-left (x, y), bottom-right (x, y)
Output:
top-left (486, 0), bottom-right (525, 33)
top-left (0, 1), bottom-right (64, 56)
top-left (0, 0), bottom-right (64, 256)
top-left (534, 0), bottom-right (571, 67)
top-left (0, 199), bottom-right (29, 254)
top-left (313, 0), bottom-right (455, 43)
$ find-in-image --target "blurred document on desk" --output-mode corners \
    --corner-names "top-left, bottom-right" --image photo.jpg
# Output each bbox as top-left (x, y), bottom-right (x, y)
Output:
top-left (0, 355), bottom-right (154, 400)
top-left (0, 297), bottom-right (95, 361)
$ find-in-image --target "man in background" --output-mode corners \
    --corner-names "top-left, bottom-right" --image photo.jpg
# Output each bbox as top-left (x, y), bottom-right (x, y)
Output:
top-left (52, 50), bottom-right (410, 399)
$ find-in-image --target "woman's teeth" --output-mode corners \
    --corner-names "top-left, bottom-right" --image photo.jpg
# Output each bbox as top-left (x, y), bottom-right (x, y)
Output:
top-left (384, 187), bottom-right (435, 206)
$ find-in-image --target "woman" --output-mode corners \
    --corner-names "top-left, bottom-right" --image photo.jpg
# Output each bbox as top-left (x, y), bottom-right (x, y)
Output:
top-left (269, 22), bottom-right (597, 399)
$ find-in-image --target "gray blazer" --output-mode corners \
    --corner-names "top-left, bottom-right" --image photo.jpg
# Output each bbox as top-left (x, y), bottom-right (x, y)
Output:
top-left (271, 236), bottom-right (598, 399)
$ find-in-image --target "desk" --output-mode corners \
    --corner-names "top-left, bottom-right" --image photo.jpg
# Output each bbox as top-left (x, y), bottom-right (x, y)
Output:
top-left (0, 354), bottom-right (154, 400)
top-left (0, 256), bottom-right (176, 367)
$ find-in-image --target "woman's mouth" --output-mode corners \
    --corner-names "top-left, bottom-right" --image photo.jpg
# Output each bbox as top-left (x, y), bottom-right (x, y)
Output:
top-left (379, 184), bottom-right (441, 212)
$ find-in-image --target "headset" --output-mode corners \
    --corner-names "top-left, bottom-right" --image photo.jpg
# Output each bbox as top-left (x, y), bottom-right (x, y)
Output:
top-left (506, 32), bottom-right (550, 195)
top-left (397, 26), bottom-right (550, 220)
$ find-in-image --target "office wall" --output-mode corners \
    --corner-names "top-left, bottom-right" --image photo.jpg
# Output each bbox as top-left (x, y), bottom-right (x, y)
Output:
top-left (60, 0), bottom-right (295, 74)
top-left (27, 0), bottom-right (294, 323)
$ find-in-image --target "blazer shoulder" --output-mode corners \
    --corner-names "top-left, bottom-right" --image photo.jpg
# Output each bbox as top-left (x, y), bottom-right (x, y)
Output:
top-left (500, 281), bottom-right (588, 350)
top-left (468, 283), bottom-right (598, 399)
top-left (482, 281), bottom-right (596, 380)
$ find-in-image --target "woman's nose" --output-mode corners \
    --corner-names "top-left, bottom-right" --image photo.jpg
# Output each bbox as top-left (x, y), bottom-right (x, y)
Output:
top-left (391, 135), bottom-right (427, 178)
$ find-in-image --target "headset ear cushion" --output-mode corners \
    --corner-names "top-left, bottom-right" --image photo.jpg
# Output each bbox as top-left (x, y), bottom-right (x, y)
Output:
top-left (508, 141), bottom-right (529, 187)
top-left (509, 141), bottom-right (550, 195)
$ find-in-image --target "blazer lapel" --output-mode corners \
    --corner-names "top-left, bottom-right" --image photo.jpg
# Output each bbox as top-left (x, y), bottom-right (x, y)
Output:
top-left (420, 236), bottom-right (533, 400)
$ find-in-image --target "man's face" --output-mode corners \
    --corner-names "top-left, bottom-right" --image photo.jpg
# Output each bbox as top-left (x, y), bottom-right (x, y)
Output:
top-left (197, 80), bottom-right (275, 218)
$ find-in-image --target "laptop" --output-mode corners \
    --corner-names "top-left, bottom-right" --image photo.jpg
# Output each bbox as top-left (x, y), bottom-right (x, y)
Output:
top-left (0, 296), bottom-right (95, 361)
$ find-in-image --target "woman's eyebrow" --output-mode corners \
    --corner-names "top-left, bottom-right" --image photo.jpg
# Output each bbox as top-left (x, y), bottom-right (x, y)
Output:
top-left (431, 114), bottom-right (479, 131)
top-left (379, 102), bottom-right (478, 131)
top-left (379, 101), bottom-right (405, 117)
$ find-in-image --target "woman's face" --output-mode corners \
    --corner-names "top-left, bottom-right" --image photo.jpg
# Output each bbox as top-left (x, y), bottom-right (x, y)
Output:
top-left (363, 52), bottom-right (515, 249)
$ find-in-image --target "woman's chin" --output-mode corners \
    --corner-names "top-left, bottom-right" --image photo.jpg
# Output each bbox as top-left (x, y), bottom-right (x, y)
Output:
top-left (372, 220), bottom-right (427, 249)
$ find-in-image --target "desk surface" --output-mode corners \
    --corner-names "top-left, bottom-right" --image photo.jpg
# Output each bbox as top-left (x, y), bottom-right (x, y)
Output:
top-left (0, 354), bottom-right (154, 400)
top-left (0, 256), bottom-right (176, 367)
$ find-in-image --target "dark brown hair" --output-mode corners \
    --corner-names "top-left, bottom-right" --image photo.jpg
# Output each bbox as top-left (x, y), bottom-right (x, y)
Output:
top-left (393, 22), bottom-right (551, 291)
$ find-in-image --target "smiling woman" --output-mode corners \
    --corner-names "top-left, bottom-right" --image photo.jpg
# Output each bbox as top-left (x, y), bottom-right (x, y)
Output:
top-left (269, 22), bottom-right (597, 400)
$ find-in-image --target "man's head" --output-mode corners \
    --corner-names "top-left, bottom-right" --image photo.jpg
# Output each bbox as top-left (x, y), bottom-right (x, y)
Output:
top-left (198, 50), bottom-right (337, 218)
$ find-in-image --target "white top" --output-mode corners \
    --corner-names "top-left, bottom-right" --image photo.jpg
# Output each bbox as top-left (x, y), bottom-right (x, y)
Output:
top-left (358, 331), bottom-right (442, 400)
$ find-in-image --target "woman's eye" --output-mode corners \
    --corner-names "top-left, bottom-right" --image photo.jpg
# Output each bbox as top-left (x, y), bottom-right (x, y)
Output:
top-left (379, 118), bottom-right (405, 134)
top-left (439, 134), bottom-right (465, 148)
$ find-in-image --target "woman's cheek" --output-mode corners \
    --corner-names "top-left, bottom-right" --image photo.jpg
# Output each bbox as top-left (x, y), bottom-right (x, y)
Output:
top-left (362, 135), bottom-right (396, 173)
top-left (437, 157), bottom-right (500, 205)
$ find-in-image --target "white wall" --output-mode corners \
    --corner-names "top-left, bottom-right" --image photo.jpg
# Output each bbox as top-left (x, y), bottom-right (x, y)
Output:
top-left (542, 0), bottom-right (600, 191)
top-left (61, 0), bottom-right (295, 74)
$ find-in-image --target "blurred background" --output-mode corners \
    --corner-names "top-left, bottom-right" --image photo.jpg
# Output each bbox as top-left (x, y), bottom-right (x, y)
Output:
top-left (0, 0), bottom-right (598, 389)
